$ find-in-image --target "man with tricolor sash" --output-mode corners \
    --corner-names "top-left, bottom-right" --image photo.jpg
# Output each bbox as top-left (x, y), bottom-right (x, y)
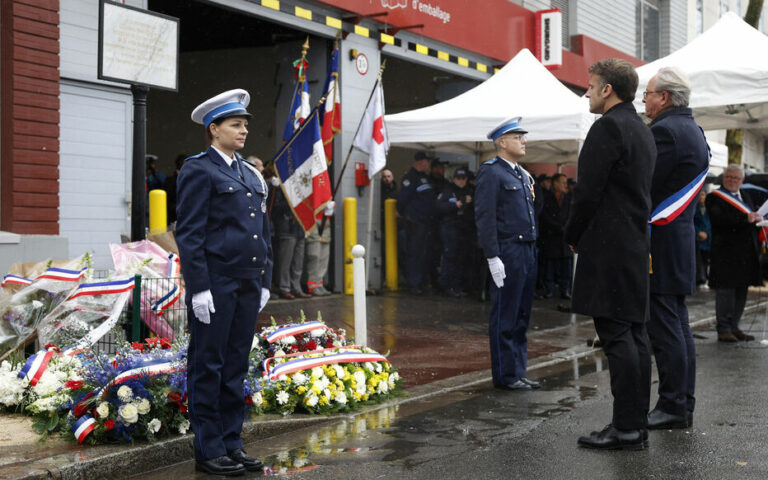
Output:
top-left (643, 67), bottom-right (710, 431)
top-left (706, 164), bottom-right (762, 343)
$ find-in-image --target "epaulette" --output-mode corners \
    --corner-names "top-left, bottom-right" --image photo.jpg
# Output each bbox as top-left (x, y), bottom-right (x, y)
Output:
top-left (186, 151), bottom-right (206, 161)
top-left (483, 158), bottom-right (498, 165)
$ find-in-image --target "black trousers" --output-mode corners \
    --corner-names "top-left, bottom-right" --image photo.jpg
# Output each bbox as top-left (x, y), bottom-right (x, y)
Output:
top-left (647, 294), bottom-right (696, 416)
top-left (404, 220), bottom-right (432, 289)
top-left (593, 317), bottom-right (651, 430)
top-left (715, 287), bottom-right (749, 334)
top-left (187, 272), bottom-right (262, 461)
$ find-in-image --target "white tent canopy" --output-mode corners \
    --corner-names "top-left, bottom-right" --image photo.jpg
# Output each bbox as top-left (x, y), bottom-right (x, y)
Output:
top-left (634, 12), bottom-right (768, 130)
top-left (385, 49), bottom-right (594, 163)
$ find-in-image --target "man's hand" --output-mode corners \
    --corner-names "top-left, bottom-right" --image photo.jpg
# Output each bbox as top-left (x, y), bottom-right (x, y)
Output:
top-left (260, 288), bottom-right (270, 311)
top-left (748, 212), bottom-right (761, 223)
top-left (569, 245), bottom-right (579, 254)
top-left (487, 257), bottom-right (506, 288)
top-left (465, 195), bottom-right (472, 204)
top-left (455, 200), bottom-right (463, 209)
top-left (697, 231), bottom-right (708, 242)
top-left (192, 290), bottom-right (215, 325)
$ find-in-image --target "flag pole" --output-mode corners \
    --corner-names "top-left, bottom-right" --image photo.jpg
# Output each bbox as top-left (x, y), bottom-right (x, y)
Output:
top-left (364, 170), bottom-right (378, 288)
top-left (318, 59), bottom-right (387, 235)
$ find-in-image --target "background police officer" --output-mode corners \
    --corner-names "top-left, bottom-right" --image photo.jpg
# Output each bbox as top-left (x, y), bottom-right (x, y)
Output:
top-left (397, 151), bottom-right (437, 295)
top-left (474, 117), bottom-right (540, 391)
top-left (176, 89), bottom-right (272, 476)
top-left (436, 167), bottom-right (473, 297)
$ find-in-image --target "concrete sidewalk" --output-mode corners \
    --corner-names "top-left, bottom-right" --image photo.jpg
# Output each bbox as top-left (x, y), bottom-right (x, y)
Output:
top-left (1, 288), bottom-right (766, 480)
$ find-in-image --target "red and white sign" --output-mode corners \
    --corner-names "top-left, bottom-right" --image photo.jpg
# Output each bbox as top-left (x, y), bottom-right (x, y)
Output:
top-left (535, 9), bottom-right (562, 69)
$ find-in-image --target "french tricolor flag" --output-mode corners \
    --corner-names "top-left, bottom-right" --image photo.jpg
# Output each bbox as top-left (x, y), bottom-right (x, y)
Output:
top-left (274, 108), bottom-right (332, 233)
top-left (72, 415), bottom-right (96, 444)
top-left (1, 274), bottom-right (31, 288)
top-left (68, 277), bottom-right (135, 300)
top-left (18, 347), bottom-right (58, 386)
top-left (36, 267), bottom-right (87, 282)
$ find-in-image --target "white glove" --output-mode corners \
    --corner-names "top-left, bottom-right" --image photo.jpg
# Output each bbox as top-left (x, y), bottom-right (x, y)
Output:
top-left (270, 176), bottom-right (280, 187)
top-left (192, 289), bottom-right (215, 325)
top-left (260, 288), bottom-right (270, 311)
top-left (757, 220), bottom-right (768, 227)
top-left (487, 257), bottom-right (506, 288)
top-left (324, 201), bottom-right (336, 217)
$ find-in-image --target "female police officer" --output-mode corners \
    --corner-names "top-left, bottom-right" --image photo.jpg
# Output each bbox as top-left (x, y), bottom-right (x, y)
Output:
top-left (176, 89), bottom-right (272, 476)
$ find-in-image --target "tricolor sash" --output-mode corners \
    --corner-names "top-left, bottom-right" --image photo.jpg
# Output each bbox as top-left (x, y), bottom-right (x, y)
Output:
top-left (98, 354), bottom-right (182, 399)
top-left (17, 346), bottom-right (58, 386)
top-left (709, 188), bottom-right (753, 214)
top-left (1, 274), bottom-right (32, 288)
top-left (649, 167), bottom-right (709, 225)
top-left (263, 346), bottom-right (388, 381)
top-left (36, 267), bottom-right (87, 282)
top-left (68, 277), bottom-right (135, 300)
top-left (72, 414), bottom-right (96, 444)
top-left (151, 253), bottom-right (182, 315)
top-left (264, 321), bottom-right (331, 344)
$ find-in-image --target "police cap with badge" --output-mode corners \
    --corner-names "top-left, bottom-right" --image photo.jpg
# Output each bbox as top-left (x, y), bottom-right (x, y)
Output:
top-left (454, 167), bottom-right (469, 178)
top-left (487, 116), bottom-right (528, 141)
top-left (191, 89), bottom-right (252, 129)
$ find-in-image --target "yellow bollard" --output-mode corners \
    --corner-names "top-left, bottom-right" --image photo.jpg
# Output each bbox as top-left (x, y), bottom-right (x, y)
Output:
top-left (384, 198), bottom-right (398, 291)
top-left (148, 189), bottom-right (167, 234)
top-left (344, 197), bottom-right (357, 295)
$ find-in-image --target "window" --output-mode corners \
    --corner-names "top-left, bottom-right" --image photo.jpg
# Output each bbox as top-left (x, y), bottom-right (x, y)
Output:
top-left (636, 0), bottom-right (660, 60)
top-left (551, 0), bottom-right (570, 49)
top-left (696, 0), bottom-right (703, 34)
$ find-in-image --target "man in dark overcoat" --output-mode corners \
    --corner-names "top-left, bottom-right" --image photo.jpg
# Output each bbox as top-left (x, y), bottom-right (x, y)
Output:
top-left (706, 164), bottom-right (762, 342)
top-left (565, 59), bottom-right (656, 450)
top-left (539, 173), bottom-right (573, 298)
top-left (642, 67), bottom-right (710, 430)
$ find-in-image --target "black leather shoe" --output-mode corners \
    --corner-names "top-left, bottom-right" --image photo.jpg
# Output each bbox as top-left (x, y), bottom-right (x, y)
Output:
top-left (520, 377), bottom-right (541, 389)
top-left (195, 455), bottom-right (245, 476)
top-left (495, 379), bottom-right (532, 391)
top-left (647, 408), bottom-right (687, 430)
top-left (577, 424), bottom-right (647, 450)
top-left (228, 448), bottom-right (264, 472)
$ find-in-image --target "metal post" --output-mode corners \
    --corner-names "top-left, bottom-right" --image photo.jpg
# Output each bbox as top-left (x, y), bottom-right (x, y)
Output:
top-left (131, 85), bottom-right (149, 241)
top-left (132, 274), bottom-right (142, 342)
top-left (352, 244), bottom-right (367, 346)
top-left (384, 198), bottom-right (398, 291)
top-left (344, 197), bottom-right (357, 295)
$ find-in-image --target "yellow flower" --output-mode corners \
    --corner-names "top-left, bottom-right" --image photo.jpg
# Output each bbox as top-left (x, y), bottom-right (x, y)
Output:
top-left (311, 383), bottom-right (322, 395)
top-left (383, 363), bottom-right (390, 371)
top-left (296, 386), bottom-right (307, 395)
top-left (353, 392), bottom-right (362, 401)
top-left (319, 395), bottom-right (329, 406)
top-left (324, 366), bottom-right (336, 378)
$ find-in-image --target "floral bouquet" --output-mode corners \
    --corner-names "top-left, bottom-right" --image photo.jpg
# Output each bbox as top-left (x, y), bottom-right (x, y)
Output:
top-left (0, 254), bottom-right (91, 357)
top-left (110, 240), bottom-right (185, 340)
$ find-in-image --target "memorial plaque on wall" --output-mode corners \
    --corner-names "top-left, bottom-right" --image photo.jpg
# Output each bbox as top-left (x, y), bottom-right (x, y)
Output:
top-left (98, 0), bottom-right (179, 91)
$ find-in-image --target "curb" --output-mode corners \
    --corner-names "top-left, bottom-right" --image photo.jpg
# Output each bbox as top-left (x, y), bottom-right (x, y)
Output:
top-left (13, 300), bottom-right (767, 479)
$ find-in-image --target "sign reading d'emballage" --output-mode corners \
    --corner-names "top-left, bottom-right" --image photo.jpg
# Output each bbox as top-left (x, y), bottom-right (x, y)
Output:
top-left (98, 0), bottom-right (180, 91)
top-left (535, 9), bottom-right (562, 70)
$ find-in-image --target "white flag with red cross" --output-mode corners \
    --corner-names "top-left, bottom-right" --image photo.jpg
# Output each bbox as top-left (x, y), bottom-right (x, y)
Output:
top-left (352, 79), bottom-right (389, 179)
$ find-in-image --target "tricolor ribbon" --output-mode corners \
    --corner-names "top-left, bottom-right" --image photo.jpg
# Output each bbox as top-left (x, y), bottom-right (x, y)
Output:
top-left (98, 355), bottom-right (182, 399)
top-left (72, 414), bottom-right (96, 444)
top-left (17, 346), bottom-right (58, 386)
top-left (709, 188), bottom-right (753, 214)
top-left (264, 321), bottom-right (331, 344)
top-left (649, 167), bottom-right (709, 225)
top-left (35, 267), bottom-right (87, 282)
top-left (67, 277), bottom-right (135, 300)
top-left (265, 348), bottom-right (388, 381)
top-left (151, 253), bottom-right (182, 315)
top-left (1, 274), bottom-right (32, 288)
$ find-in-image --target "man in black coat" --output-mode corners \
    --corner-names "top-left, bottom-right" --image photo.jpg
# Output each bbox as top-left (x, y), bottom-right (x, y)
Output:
top-left (565, 59), bottom-right (656, 450)
top-left (642, 67), bottom-right (710, 430)
top-left (539, 173), bottom-right (573, 298)
top-left (706, 164), bottom-right (762, 342)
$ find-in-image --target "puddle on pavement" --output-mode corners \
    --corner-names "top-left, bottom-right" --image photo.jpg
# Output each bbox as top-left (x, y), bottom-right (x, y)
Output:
top-left (242, 352), bottom-right (607, 477)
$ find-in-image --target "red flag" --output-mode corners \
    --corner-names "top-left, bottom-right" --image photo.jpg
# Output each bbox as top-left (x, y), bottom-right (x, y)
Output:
top-left (320, 47), bottom-right (341, 163)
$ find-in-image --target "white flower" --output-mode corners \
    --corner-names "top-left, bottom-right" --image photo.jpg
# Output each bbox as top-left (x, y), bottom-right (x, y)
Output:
top-left (295, 457), bottom-right (308, 467)
top-left (277, 374), bottom-right (288, 382)
top-left (377, 380), bottom-right (389, 394)
top-left (323, 388), bottom-right (331, 400)
top-left (135, 398), bottom-right (151, 415)
top-left (291, 372), bottom-right (307, 385)
top-left (374, 363), bottom-right (383, 373)
top-left (277, 450), bottom-right (289, 462)
top-left (391, 371), bottom-right (400, 382)
top-left (364, 362), bottom-right (374, 371)
top-left (147, 418), bottom-right (162, 433)
top-left (281, 336), bottom-right (296, 345)
top-left (334, 391), bottom-right (347, 404)
top-left (353, 371), bottom-right (366, 386)
top-left (117, 386), bottom-right (133, 402)
top-left (306, 394), bottom-right (318, 407)
top-left (274, 349), bottom-right (286, 357)
top-left (251, 392), bottom-right (263, 406)
top-left (310, 328), bottom-right (325, 337)
top-left (276, 390), bottom-right (290, 405)
top-left (332, 340), bottom-right (343, 348)
top-left (119, 403), bottom-right (139, 424)
top-left (333, 365), bottom-right (345, 379)
top-left (319, 376), bottom-right (330, 390)
top-left (311, 367), bottom-right (323, 379)
top-left (178, 419), bottom-right (190, 434)
top-left (251, 336), bottom-right (261, 351)
top-left (32, 372), bottom-right (63, 397)
top-left (96, 402), bottom-right (110, 418)
top-left (30, 300), bottom-right (44, 309)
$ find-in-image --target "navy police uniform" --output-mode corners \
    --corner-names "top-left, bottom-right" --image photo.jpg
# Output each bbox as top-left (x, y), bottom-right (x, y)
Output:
top-left (436, 169), bottom-right (473, 294)
top-left (397, 165), bottom-right (437, 290)
top-left (475, 120), bottom-right (537, 387)
top-left (176, 90), bottom-right (273, 464)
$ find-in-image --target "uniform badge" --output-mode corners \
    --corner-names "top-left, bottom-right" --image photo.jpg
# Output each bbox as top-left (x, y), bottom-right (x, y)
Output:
top-left (403, 179), bottom-right (410, 187)
top-left (261, 200), bottom-right (267, 213)
top-left (529, 184), bottom-right (535, 199)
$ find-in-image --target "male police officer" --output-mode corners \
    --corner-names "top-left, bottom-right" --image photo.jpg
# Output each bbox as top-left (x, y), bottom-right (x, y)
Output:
top-left (176, 89), bottom-right (272, 475)
top-left (475, 117), bottom-right (540, 391)
top-left (437, 167), bottom-right (473, 297)
top-left (398, 151), bottom-right (437, 294)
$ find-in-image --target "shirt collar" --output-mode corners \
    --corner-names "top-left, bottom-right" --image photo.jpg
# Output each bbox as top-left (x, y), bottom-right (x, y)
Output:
top-left (211, 145), bottom-right (235, 166)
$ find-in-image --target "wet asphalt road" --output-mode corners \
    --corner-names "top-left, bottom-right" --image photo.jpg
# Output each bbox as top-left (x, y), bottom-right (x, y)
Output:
top-left (136, 319), bottom-right (768, 480)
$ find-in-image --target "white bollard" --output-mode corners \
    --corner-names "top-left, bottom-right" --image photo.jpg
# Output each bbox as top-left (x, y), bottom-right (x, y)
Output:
top-left (351, 244), bottom-right (367, 346)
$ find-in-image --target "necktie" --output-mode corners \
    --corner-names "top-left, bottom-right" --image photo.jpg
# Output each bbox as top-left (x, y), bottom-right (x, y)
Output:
top-left (231, 159), bottom-right (243, 179)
